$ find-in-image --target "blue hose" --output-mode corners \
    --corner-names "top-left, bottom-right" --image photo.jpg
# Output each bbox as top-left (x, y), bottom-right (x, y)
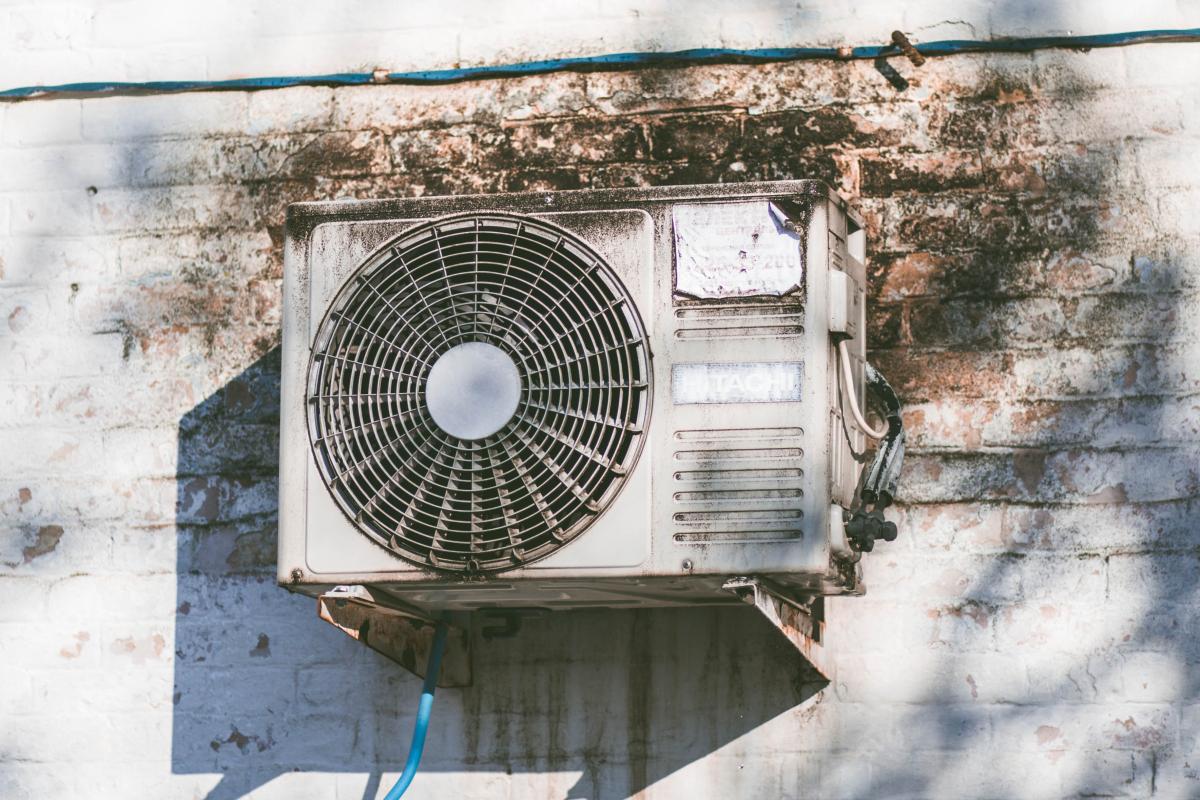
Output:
top-left (3, 27), bottom-right (1200, 100)
top-left (383, 620), bottom-right (450, 800)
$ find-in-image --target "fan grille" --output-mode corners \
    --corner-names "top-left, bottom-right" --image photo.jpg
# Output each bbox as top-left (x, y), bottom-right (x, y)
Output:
top-left (307, 213), bottom-right (652, 574)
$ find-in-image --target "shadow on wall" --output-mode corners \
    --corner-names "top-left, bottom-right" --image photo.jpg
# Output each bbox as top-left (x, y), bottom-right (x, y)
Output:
top-left (171, 347), bottom-right (825, 799)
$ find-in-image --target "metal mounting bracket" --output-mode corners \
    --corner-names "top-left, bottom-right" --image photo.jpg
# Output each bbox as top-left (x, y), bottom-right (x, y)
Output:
top-left (722, 576), bottom-right (829, 680)
top-left (317, 585), bottom-right (472, 687)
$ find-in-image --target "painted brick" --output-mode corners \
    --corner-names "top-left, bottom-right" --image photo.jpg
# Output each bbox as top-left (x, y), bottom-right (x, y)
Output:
top-left (1125, 42), bottom-right (1200, 89)
top-left (906, 394), bottom-right (1200, 451)
top-left (0, 429), bottom-right (106, 477)
top-left (0, 521), bottom-right (110, 579)
top-left (586, 65), bottom-right (771, 116)
top-left (1006, 344), bottom-right (1200, 399)
top-left (115, 46), bottom-right (209, 85)
top-left (91, 4), bottom-right (258, 48)
top-left (993, 601), bottom-right (1120, 655)
top-left (0, 48), bottom-right (92, 90)
top-left (1040, 89), bottom-right (1187, 144)
top-left (246, 86), bottom-right (335, 136)
top-left (823, 599), bottom-right (907, 654)
top-left (45, 574), bottom-right (176, 624)
top-left (1031, 48), bottom-right (1129, 96)
top-left (0, 236), bottom-right (117, 287)
top-left (902, 502), bottom-right (1006, 552)
top-left (332, 75), bottom-right (590, 131)
top-left (505, 117), bottom-right (649, 165)
top-left (1118, 650), bottom-right (1189, 703)
top-left (0, 376), bottom-right (203, 430)
top-left (129, 131), bottom-right (391, 187)
top-left (8, 189), bottom-right (93, 236)
top-left (0, 578), bottom-right (48, 624)
top-left (647, 113), bottom-right (739, 161)
top-left (81, 94), bottom-right (250, 141)
top-left (2, 100), bottom-right (82, 146)
top-left (91, 185), bottom-right (261, 232)
top-left (208, 29), bottom-right (462, 79)
top-left (0, 621), bottom-right (102, 671)
top-left (903, 447), bottom-right (1200, 505)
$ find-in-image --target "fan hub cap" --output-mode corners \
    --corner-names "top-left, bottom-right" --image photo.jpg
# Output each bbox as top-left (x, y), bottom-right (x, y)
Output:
top-left (425, 342), bottom-right (521, 440)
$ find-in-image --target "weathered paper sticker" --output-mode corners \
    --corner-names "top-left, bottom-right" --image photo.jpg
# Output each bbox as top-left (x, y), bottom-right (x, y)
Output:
top-left (672, 201), bottom-right (803, 299)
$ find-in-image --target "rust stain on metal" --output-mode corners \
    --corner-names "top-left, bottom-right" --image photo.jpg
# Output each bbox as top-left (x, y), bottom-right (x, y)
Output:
top-left (723, 577), bottom-right (830, 679)
top-left (317, 586), bottom-right (472, 687)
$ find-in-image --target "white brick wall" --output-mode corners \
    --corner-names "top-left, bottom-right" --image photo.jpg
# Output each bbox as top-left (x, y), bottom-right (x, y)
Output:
top-left (3, 3), bottom-right (1200, 799)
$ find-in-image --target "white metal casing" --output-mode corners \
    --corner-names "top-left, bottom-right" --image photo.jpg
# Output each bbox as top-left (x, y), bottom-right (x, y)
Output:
top-left (279, 181), bottom-right (870, 609)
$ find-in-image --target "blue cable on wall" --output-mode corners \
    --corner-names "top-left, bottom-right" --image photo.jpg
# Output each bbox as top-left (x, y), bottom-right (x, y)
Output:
top-left (2, 27), bottom-right (1199, 101)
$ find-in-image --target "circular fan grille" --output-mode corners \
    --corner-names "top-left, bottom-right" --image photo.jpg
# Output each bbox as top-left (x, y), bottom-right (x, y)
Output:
top-left (307, 212), bottom-right (652, 575)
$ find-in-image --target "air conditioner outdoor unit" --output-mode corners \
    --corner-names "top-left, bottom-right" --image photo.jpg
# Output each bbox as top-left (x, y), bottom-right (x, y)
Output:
top-left (278, 181), bottom-right (903, 680)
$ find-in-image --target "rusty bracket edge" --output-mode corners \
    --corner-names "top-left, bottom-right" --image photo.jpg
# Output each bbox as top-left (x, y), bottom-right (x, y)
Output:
top-left (317, 584), bottom-right (472, 688)
top-left (722, 576), bottom-right (830, 681)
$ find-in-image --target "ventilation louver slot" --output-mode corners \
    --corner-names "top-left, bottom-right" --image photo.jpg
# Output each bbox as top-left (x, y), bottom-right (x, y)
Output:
top-left (307, 213), bottom-right (652, 574)
top-left (672, 427), bottom-right (805, 542)
top-left (673, 299), bottom-right (804, 340)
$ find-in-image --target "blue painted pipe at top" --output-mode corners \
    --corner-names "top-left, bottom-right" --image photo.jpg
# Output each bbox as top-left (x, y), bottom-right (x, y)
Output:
top-left (2, 27), bottom-right (1199, 100)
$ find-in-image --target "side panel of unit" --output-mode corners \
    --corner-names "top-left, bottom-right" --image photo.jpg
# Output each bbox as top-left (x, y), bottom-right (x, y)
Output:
top-left (648, 197), bottom-right (835, 582)
top-left (828, 201), bottom-right (869, 508)
top-left (278, 212), bottom-right (317, 586)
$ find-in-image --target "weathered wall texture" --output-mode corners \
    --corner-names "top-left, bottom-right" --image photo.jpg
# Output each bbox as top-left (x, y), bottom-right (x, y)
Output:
top-left (3, 26), bottom-right (1200, 800)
